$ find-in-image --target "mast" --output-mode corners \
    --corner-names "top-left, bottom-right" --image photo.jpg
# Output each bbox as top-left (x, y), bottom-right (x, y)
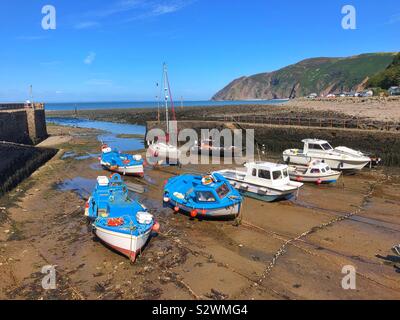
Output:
top-left (29, 84), bottom-right (34, 108)
top-left (163, 63), bottom-right (169, 134)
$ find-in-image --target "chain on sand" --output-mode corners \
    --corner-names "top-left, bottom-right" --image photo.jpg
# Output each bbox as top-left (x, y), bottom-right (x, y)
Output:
top-left (256, 174), bottom-right (390, 285)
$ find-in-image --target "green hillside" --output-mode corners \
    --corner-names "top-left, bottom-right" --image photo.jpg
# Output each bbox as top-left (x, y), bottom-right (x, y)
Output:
top-left (367, 52), bottom-right (400, 89)
top-left (213, 53), bottom-right (397, 100)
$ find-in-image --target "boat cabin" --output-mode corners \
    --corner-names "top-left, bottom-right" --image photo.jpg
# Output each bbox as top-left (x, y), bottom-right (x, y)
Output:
top-left (294, 160), bottom-right (332, 175)
top-left (243, 162), bottom-right (291, 187)
top-left (301, 139), bottom-right (334, 154)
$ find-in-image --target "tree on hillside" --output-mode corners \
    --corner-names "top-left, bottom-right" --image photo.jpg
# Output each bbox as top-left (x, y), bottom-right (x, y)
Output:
top-left (368, 53), bottom-right (400, 89)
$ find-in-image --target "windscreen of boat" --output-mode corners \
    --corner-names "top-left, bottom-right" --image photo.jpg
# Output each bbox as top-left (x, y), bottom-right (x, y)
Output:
top-left (282, 168), bottom-right (288, 178)
top-left (258, 169), bottom-right (271, 180)
top-left (196, 191), bottom-right (216, 202)
top-left (321, 143), bottom-right (333, 150)
top-left (272, 170), bottom-right (283, 180)
top-left (216, 183), bottom-right (230, 199)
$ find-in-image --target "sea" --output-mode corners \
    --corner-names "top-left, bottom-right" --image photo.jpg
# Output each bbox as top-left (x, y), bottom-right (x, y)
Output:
top-left (46, 99), bottom-right (288, 111)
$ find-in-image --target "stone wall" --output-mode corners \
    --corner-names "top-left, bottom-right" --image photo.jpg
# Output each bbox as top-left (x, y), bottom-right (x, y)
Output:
top-left (0, 105), bottom-right (47, 145)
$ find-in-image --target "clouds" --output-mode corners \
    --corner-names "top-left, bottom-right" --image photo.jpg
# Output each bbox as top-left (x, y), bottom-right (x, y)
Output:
top-left (84, 52), bottom-right (96, 65)
top-left (387, 13), bottom-right (400, 25)
top-left (73, 0), bottom-right (195, 28)
top-left (74, 21), bottom-right (101, 30)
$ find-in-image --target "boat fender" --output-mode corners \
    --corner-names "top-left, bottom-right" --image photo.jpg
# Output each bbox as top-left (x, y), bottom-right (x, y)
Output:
top-left (163, 197), bottom-right (170, 203)
top-left (152, 221), bottom-right (160, 233)
top-left (316, 179), bottom-right (322, 185)
top-left (190, 209), bottom-right (198, 218)
top-left (296, 176), bottom-right (303, 182)
top-left (174, 206), bottom-right (180, 213)
top-left (201, 209), bottom-right (207, 216)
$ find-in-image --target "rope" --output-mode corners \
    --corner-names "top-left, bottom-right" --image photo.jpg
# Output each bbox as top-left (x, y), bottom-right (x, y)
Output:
top-left (254, 174), bottom-right (389, 285)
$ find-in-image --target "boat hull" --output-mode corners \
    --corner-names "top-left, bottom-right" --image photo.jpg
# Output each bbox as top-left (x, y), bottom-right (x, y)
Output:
top-left (166, 201), bottom-right (240, 218)
top-left (229, 180), bottom-right (298, 202)
top-left (101, 161), bottom-right (144, 176)
top-left (288, 172), bottom-right (341, 183)
top-left (94, 225), bottom-right (151, 262)
top-left (283, 154), bottom-right (369, 171)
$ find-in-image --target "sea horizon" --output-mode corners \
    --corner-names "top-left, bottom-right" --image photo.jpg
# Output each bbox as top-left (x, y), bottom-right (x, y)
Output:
top-left (45, 99), bottom-right (288, 111)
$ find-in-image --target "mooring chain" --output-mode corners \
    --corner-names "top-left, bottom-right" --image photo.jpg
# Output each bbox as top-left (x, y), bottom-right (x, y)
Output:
top-left (255, 174), bottom-right (389, 286)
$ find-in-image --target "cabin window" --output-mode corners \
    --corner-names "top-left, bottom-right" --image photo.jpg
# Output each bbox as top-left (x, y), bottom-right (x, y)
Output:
top-left (309, 144), bottom-right (323, 150)
top-left (216, 183), bottom-right (230, 199)
top-left (321, 143), bottom-right (333, 150)
top-left (311, 168), bottom-right (320, 174)
top-left (272, 171), bottom-right (282, 180)
top-left (282, 169), bottom-right (288, 178)
top-left (196, 191), bottom-right (216, 202)
top-left (258, 169), bottom-right (271, 180)
top-left (325, 166), bottom-right (330, 171)
top-left (252, 169), bottom-right (257, 176)
top-left (321, 168), bottom-right (326, 173)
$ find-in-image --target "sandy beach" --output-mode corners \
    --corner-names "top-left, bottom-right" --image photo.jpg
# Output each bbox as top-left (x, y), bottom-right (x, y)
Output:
top-left (282, 96), bottom-right (400, 122)
top-left (1, 124), bottom-right (399, 300)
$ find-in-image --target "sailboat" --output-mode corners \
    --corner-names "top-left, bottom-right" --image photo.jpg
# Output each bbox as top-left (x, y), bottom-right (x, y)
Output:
top-left (147, 63), bottom-right (181, 165)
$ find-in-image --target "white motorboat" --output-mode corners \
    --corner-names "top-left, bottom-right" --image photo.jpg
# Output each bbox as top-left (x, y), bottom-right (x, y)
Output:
top-left (214, 162), bottom-right (303, 202)
top-left (283, 139), bottom-right (371, 171)
top-left (288, 160), bottom-right (341, 184)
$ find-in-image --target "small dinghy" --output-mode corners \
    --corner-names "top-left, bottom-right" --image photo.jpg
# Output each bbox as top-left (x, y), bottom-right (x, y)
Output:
top-left (100, 144), bottom-right (144, 176)
top-left (163, 173), bottom-right (242, 219)
top-left (215, 162), bottom-right (303, 202)
top-left (85, 174), bottom-right (159, 262)
top-left (288, 160), bottom-right (341, 184)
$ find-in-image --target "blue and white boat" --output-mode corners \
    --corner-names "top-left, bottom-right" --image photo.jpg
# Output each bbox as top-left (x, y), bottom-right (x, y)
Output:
top-left (163, 173), bottom-right (243, 219)
top-left (215, 162), bottom-right (303, 202)
top-left (100, 144), bottom-right (144, 176)
top-left (85, 174), bottom-right (159, 262)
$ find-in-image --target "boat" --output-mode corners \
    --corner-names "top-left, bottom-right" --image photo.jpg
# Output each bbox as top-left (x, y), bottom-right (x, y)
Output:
top-left (100, 144), bottom-right (144, 176)
top-left (283, 139), bottom-right (371, 171)
top-left (214, 162), bottom-right (303, 202)
top-left (85, 174), bottom-right (159, 262)
top-left (191, 138), bottom-right (240, 156)
top-left (163, 172), bottom-right (243, 219)
top-left (147, 63), bottom-right (181, 165)
top-left (288, 160), bottom-right (341, 184)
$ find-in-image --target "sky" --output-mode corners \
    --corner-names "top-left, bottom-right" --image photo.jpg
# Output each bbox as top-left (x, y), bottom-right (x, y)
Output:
top-left (0, 0), bottom-right (399, 102)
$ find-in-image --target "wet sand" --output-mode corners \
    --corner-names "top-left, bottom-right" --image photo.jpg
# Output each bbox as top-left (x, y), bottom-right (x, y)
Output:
top-left (0, 125), bottom-right (399, 300)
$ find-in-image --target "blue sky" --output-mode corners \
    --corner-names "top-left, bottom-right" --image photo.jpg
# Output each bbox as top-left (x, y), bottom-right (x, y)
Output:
top-left (0, 0), bottom-right (399, 102)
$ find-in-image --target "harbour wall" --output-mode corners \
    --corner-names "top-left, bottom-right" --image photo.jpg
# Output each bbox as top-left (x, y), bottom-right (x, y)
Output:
top-left (0, 104), bottom-right (47, 145)
top-left (146, 121), bottom-right (400, 166)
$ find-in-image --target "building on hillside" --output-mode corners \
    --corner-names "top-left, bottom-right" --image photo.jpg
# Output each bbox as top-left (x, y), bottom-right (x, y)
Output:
top-left (389, 86), bottom-right (400, 96)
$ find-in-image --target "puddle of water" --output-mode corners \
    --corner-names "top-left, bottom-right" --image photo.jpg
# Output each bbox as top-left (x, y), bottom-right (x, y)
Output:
top-left (61, 151), bottom-right (77, 159)
top-left (75, 153), bottom-right (100, 160)
top-left (47, 117), bottom-right (145, 151)
top-left (56, 177), bottom-right (96, 199)
top-left (89, 162), bottom-right (102, 171)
